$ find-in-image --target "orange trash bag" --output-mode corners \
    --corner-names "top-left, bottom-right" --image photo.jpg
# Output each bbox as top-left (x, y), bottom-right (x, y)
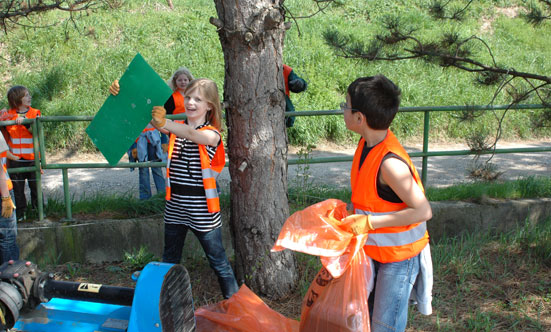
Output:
top-left (272, 199), bottom-right (372, 332)
top-left (195, 284), bottom-right (300, 332)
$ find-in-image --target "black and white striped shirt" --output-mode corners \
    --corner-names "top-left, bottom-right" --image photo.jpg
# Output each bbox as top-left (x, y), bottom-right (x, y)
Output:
top-left (164, 123), bottom-right (221, 232)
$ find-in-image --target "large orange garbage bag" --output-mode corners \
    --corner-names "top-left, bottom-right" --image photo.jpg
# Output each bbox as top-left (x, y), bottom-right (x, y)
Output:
top-left (272, 199), bottom-right (372, 332)
top-left (195, 284), bottom-right (300, 332)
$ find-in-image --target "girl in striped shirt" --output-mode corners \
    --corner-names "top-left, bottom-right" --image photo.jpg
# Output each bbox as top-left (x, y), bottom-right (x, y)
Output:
top-left (151, 78), bottom-right (239, 299)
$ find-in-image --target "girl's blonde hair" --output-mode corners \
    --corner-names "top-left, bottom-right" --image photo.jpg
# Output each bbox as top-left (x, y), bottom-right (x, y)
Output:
top-left (185, 78), bottom-right (223, 131)
top-left (169, 67), bottom-right (194, 91)
top-left (7, 85), bottom-right (28, 109)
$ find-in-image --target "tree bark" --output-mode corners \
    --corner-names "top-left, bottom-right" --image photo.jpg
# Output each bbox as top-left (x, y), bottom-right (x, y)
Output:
top-left (212, 0), bottom-right (298, 299)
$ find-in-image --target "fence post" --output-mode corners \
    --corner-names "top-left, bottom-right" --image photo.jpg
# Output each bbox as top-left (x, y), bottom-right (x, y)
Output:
top-left (421, 110), bottom-right (430, 187)
top-left (62, 169), bottom-right (72, 221)
top-left (32, 119), bottom-right (44, 220)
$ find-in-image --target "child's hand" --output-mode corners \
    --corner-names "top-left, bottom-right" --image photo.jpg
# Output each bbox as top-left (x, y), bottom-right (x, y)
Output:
top-left (161, 143), bottom-right (169, 153)
top-left (342, 214), bottom-right (374, 235)
top-left (151, 106), bottom-right (167, 128)
top-left (15, 117), bottom-right (23, 125)
top-left (6, 151), bottom-right (20, 161)
top-left (109, 80), bottom-right (120, 96)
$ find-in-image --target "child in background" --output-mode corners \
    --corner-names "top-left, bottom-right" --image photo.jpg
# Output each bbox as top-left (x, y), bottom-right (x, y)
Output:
top-left (341, 75), bottom-right (433, 332)
top-left (164, 67), bottom-right (194, 115)
top-left (127, 125), bottom-right (167, 200)
top-left (150, 78), bottom-right (239, 299)
top-left (4, 86), bottom-right (41, 222)
top-left (0, 133), bottom-right (19, 264)
top-left (283, 64), bottom-right (307, 127)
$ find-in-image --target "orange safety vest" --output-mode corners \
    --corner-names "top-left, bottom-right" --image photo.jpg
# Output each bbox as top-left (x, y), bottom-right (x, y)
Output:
top-left (172, 91), bottom-right (186, 115)
top-left (283, 64), bottom-right (292, 97)
top-left (5, 107), bottom-right (41, 160)
top-left (351, 130), bottom-right (429, 263)
top-left (165, 125), bottom-right (225, 213)
top-left (0, 151), bottom-right (13, 191)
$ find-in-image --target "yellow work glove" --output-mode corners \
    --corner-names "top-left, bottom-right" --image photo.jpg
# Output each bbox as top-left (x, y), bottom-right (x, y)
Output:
top-left (131, 148), bottom-right (138, 160)
top-left (161, 143), bottom-right (169, 153)
top-left (1, 196), bottom-right (15, 219)
top-left (342, 214), bottom-right (374, 235)
top-left (109, 80), bottom-right (120, 96)
top-left (151, 106), bottom-right (167, 128)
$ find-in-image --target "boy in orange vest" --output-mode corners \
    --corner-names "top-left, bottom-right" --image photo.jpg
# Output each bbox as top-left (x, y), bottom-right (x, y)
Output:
top-left (4, 86), bottom-right (41, 222)
top-left (341, 75), bottom-right (433, 332)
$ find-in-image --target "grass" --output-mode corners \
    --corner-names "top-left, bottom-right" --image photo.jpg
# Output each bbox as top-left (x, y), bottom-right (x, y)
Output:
top-left (1, 0), bottom-right (550, 149)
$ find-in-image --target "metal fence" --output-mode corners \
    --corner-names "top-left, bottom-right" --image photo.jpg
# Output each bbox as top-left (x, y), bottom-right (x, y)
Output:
top-left (1, 104), bottom-right (550, 221)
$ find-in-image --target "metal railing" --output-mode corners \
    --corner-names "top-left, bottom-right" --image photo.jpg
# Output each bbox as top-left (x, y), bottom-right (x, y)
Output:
top-left (1, 104), bottom-right (550, 221)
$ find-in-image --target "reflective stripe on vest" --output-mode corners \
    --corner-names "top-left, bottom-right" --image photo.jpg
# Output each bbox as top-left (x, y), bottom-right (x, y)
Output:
top-left (355, 209), bottom-right (427, 247)
top-left (351, 130), bottom-right (429, 263)
top-left (165, 125), bottom-right (224, 213)
top-left (9, 138), bottom-right (33, 144)
top-left (10, 148), bottom-right (34, 155)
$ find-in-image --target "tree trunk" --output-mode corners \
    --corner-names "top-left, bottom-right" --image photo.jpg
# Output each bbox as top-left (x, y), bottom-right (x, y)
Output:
top-left (212, 0), bottom-right (298, 299)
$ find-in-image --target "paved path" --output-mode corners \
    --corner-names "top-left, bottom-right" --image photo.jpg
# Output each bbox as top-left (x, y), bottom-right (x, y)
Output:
top-left (38, 141), bottom-right (551, 201)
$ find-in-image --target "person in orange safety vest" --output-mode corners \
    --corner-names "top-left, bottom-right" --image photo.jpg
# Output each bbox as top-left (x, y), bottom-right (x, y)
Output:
top-left (3, 86), bottom-right (41, 222)
top-left (0, 132), bottom-right (19, 264)
top-left (341, 75), bottom-right (433, 332)
top-left (164, 67), bottom-right (194, 116)
top-left (112, 78), bottom-right (238, 299)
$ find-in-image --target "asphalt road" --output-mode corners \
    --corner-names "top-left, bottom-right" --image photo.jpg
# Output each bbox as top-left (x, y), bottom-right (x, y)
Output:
top-left (38, 140), bottom-right (551, 201)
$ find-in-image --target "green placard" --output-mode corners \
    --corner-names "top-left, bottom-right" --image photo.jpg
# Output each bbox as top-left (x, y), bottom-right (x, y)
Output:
top-left (86, 53), bottom-right (173, 165)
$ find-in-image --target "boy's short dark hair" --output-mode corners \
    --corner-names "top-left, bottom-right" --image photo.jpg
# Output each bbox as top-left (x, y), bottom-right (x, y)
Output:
top-left (347, 75), bottom-right (401, 130)
top-left (7, 86), bottom-right (28, 109)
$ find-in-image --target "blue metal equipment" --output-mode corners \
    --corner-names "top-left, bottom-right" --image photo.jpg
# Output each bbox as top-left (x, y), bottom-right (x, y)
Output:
top-left (0, 260), bottom-right (195, 332)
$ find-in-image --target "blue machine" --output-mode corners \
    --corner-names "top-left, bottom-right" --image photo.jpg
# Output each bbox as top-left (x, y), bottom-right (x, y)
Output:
top-left (0, 261), bottom-right (195, 332)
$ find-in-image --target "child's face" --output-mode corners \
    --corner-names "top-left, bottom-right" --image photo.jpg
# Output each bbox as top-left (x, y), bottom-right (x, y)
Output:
top-left (184, 90), bottom-right (210, 123)
top-left (343, 94), bottom-right (359, 132)
top-left (175, 74), bottom-right (190, 91)
top-left (20, 90), bottom-right (32, 108)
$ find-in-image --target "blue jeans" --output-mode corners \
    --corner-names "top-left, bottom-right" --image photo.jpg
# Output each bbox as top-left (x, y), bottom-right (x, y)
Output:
top-left (138, 143), bottom-right (165, 200)
top-left (369, 254), bottom-right (420, 332)
top-left (162, 223), bottom-right (239, 299)
top-left (0, 191), bottom-right (20, 264)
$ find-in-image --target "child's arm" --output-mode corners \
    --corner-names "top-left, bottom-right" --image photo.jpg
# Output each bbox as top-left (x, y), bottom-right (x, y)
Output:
top-left (371, 157), bottom-right (432, 229)
top-left (344, 157), bottom-right (432, 234)
top-left (151, 106), bottom-right (220, 146)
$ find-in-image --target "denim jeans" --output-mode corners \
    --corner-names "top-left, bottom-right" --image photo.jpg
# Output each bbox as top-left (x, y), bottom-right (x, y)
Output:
top-left (0, 191), bottom-right (20, 264)
top-left (138, 143), bottom-right (165, 200)
top-left (369, 253), bottom-right (420, 332)
top-left (162, 223), bottom-right (239, 299)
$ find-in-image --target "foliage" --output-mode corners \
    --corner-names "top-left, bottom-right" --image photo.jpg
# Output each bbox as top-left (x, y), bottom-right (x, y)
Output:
top-left (407, 217), bottom-right (551, 331)
top-left (0, 0), bottom-right (550, 149)
top-left (425, 175), bottom-right (551, 201)
top-left (123, 245), bottom-right (158, 270)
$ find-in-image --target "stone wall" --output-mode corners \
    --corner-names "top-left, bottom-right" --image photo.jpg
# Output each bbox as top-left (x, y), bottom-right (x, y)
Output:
top-left (18, 198), bottom-right (551, 264)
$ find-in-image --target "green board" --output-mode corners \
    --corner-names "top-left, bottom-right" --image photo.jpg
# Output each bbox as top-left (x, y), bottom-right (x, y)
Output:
top-left (86, 53), bottom-right (173, 165)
